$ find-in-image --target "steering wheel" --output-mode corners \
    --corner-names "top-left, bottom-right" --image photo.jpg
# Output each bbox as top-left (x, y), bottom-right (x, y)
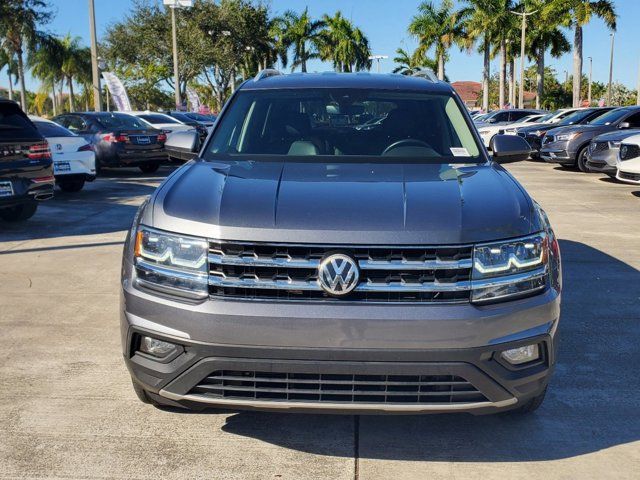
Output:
top-left (382, 139), bottom-right (432, 155)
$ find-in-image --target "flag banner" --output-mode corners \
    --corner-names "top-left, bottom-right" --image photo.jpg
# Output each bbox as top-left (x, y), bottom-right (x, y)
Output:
top-left (186, 87), bottom-right (201, 113)
top-left (101, 72), bottom-right (132, 112)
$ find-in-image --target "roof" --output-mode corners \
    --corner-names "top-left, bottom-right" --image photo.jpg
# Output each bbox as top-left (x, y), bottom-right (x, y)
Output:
top-left (239, 72), bottom-right (454, 94)
top-left (451, 81), bottom-right (481, 103)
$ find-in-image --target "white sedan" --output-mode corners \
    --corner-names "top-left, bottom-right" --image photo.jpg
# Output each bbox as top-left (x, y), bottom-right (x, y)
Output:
top-left (477, 113), bottom-right (548, 148)
top-left (29, 116), bottom-right (96, 192)
top-left (616, 134), bottom-right (640, 184)
top-left (128, 111), bottom-right (196, 137)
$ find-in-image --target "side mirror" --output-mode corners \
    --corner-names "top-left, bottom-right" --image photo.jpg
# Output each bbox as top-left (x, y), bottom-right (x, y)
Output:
top-left (164, 130), bottom-right (200, 161)
top-left (618, 122), bottom-right (630, 129)
top-left (488, 117), bottom-right (497, 124)
top-left (489, 134), bottom-right (531, 163)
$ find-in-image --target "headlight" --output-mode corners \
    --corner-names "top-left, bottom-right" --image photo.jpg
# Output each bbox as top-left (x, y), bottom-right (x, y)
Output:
top-left (471, 233), bottom-right (549, 303)
top-left (133, 226), bottom-right (209, 300)
top-left (555, 132), bottom-right (578, 141)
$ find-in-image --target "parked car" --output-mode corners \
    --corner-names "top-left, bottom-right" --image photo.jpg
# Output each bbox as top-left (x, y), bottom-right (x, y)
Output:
top-left (121, 71), bottom-right (561, 415)
top-left (128, 111), bottom-right (197, 136)
top-left (181, 112), bottom-right (217, 131)
top-left (0, 99), bottom-right (54, 221)
top-left (52, 112), bottom-right (168, 174)
top-left (500, 111), bottom-right (557, 135)
top-left (540, 106), bottom-right (640, 171)
top-left (474, 108), bottom-right (542, 127)
top-left (165, 111), bottom-right (211, 137)
top-left (519, 107), bottom-right (614, 160)
top-left (29, 116), bottom-right (96, 192)
top-left (616, 135), bottom-right (640, 184)
top-left (584, 129), bottom-right (640, 177)
top-left (477, 113), bottom-right (548, 148)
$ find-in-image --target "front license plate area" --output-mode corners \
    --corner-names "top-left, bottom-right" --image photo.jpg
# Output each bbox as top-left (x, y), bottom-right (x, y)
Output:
top-left (0, 181), bottom-right (14, 198)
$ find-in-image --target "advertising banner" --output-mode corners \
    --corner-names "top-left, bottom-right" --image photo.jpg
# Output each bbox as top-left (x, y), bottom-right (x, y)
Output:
top-left (101, 72), bottom-right (132, 112)
top-left (186, 87), bottom-right (201, 113)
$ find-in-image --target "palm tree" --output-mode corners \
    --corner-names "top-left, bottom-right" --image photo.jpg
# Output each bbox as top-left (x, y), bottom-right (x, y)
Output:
top-left (562, 1), bottom-right (616, 107)
top-left (527, 1), bottom-right (570, 109)
top-left (0, 49), bottom-right (17, 101)
top-left (392, 47), bottom-right (438, 76)
top-left (58, 34), bottom-right (89, 112)
top-left (279, 8), bottom-right (324, 73)
top-left (28, 35), bottom-right (64, 114)
top-left (408, 0), bottom-right (465, 81)
top-left (0, 0), bottom-right (52, 111)
top-left (317, 12), bottom-right (371, 72)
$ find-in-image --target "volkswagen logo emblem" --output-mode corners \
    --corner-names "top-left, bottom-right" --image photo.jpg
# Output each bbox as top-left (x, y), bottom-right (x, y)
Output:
top-left (55, 143), bottom-right (63, 151)
top-left (318, 253), bottom-right (359, 296)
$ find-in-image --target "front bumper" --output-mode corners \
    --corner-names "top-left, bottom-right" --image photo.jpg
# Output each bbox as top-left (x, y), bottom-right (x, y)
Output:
top-left (586, 148), bottom-right (618, 174)
top-left (121, 273), bottom-right (561, 414)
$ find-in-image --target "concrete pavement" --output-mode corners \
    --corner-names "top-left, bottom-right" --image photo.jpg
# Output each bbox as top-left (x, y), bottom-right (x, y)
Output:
top-left (1, 162), bottom-right (639, 479)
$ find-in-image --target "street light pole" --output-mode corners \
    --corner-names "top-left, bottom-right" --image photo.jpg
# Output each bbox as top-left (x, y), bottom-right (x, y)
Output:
top-left (170, 6), bottom-right (181, 109)
top-left (88, 0), bottom-right (102, 111)
top-left (587, 57), bottom-right (593, 106)
top-left (607, 32), bottom-right (615, 106)
top-left (512, 9), bottom-right (537, 109)
top-left (368, 55), bottom-right (388, 73)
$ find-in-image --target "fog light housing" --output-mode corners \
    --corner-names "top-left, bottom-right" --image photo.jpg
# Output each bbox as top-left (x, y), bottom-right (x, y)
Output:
top-left (500, 344), bottom-right (540, 365)
top-left (139, 336), bottom-right (177, 358)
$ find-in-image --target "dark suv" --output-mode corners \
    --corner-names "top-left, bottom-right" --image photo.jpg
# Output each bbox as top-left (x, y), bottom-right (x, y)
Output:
top-left (53, 112), bottom-right (168, 174)
top-left (121, 71), bottom-right (561, 415)
top-left (0, 99), bottom-right (54, 222)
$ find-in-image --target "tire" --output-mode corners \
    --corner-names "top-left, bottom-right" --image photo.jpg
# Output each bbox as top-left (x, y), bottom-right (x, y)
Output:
top-left (58, 179), bottom-right (85, 192)
top-left (577, 146), bottom-right (590, 172)
top-left (0, 202), bottom-right (38, 222)
top-left (139, 162), bottom-right (160, 174)
top-left (512, 387), bottom-right (547, 414)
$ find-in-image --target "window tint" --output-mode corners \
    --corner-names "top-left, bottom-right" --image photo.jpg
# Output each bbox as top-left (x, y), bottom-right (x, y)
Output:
top-left (624, 112), bottom-right (640, 128)
top-left (185, 112), bottom-right (214, 122)
top-left (94, 113), bottom-right (149, 130)
top-left (589, 109), bottom-right (629, 126)
top-left (558, 109), bottom-right (597, 126)
top-left (139, 114), bottom-right (180, 125)
top-left (33, 121), bottom-right (75, 138)
top-left (170, 112), bottom-right (193, 123)
top-left (65, 116), bottom-right (88, 132)
top-left (0, 103), bottom-right (41, 140)
top-left (510, 111), bottom-right (534, 121)
top-left (205, 89), bottom-right (481, 161)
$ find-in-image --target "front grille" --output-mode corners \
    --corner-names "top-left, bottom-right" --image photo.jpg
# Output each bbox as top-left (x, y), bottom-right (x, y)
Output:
top-left (190, 370), bottom-right (487, 404)
top-left (619, 171), bottom-right (640, 181)
top-left (208, 241), bottom-right (473, 303)
top-left (591, 141), bottom-right (609, 153)
top-left (620, 144), bottom-right (640, 161)
top-left (542, 135), bottom-right (554, 145)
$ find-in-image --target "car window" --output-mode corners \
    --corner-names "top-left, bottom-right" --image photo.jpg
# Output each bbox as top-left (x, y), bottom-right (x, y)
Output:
top-left (0, 103), bottom-right (41, 140)
top-left (139, 114), bottom-right (180, 125)
top-left (170, 112), bottom-right (193, 123)
top-left (558, 109), bottom-right (597, 126)
top-left (185, 112), bottom-right (212, 122)
top-left (33, 121), bottom-right (76, 138)
top-left (66, 116), bottom-right (88, 132)
top-left (624, 112), bottom-right (640, 128)
top-left (491, 112), bottom-right (509, 122)
top-left (95, 113), bottom-right (149, 130)
top-left (589, 109), bottom-right (629, 126)
top-left (205, 88), bottom-right (481, 161)
top-left (509, 111), bottom-right (533, 121)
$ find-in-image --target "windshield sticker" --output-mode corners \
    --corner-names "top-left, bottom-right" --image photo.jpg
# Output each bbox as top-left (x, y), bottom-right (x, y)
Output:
top-left (450, 147), bottom-right (471, 157)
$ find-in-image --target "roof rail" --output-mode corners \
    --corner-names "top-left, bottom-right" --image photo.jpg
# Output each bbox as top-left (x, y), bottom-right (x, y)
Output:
top-left (254, 69), bottom-right (282, 82)
top-left (412, 69), bottom-right (439, 83)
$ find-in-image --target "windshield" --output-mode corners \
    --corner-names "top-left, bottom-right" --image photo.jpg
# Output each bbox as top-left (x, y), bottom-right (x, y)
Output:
top-left (204, 88), bottom-right (481, 162)
top-left (185, 112), bottom-right (214, 122)
top-left (170, 112), bottom-right (193, 123)
top-left (537, 112), bottom-right (555, 123)
top-left (95, 113), bottom-right (150, 130)
top-left (138, 114), bottom-right (180, 125)
top-left (589, 109), bottom-right (628, 126)
top-left (557, 109), bottom-right (598, 126)
top-left (33, 120), bottom-right (75, 138)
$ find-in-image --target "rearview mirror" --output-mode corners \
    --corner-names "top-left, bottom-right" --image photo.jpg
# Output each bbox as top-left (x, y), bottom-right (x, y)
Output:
top-left (618, 122), bottom-right (631, 129)
top-left (164, 130), bottom-right (200, 161)
top-left (489, 134), bottom-right (531, 163)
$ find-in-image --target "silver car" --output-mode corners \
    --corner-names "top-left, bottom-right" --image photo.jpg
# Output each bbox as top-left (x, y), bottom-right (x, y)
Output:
top-left (121, 71), bottom-right (561, 415)
top-left (585, 129), bottom-right (640, 176)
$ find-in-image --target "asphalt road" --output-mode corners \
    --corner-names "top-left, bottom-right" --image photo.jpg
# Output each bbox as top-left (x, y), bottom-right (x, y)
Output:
top-left (1, 162), bottom-right (639, 479)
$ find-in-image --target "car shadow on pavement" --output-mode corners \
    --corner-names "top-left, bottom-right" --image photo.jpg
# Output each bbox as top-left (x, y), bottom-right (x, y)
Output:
top-left (220, 239), bottom-right (640, 462)
top-left (0, 166), bottom-right (177, 243)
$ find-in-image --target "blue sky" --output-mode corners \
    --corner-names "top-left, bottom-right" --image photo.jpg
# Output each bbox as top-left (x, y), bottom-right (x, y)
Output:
top-left (4, 0), bottom-right (638, 91)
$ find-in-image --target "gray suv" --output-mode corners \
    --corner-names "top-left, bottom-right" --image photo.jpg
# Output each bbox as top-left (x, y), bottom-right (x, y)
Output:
top-left (121, 71), bottom-right (562, 415)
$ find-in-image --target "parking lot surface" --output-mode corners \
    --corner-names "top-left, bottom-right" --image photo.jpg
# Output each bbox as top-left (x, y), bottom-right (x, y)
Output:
top-left (1, 162), bottom-right (639, 479)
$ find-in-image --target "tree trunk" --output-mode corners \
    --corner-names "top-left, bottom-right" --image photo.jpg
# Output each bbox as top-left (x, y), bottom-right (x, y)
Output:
top-left (52, 84), bottom-right (57, 116)
top-left (68, 76), bottom-right (75, 112)
top-left (301, 44), bottom-right (307, 73)
top-left (7, 70), bottom-right (14, 101)
top-left (536, 44), bottom-right (544, 109)
top-left (482, 37), bottom-right (490, 112)
top-left (510, 57), bottom-right (516, 106)
top-left (17, 50), bottom-right (27, 111)
top-left (573, 25), bottom-right (583, 108)
top-left (499, 39), bottom-right (506, 108)
top-left (437, 53), bottom-right (445, 81)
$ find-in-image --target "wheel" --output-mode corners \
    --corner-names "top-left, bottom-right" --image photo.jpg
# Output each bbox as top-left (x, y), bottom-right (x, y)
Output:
top-left (576, 147), bottom-right (590, 172)
top-left (58, 179), bottom-right (85, 192)
top-left (512, 387), bottom-right (547, 414)
top-left (139, 162), bottom-right (160, 174)
top-left (0, 202), bottom-right (38, 222)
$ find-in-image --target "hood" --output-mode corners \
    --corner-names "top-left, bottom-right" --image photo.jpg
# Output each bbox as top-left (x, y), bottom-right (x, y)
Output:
top-left (593, 129), bottom-right (640, 142)
top-left (545, 124), bottom-right (608, 137)
top-left (152, 160), bottom-right (535, 245)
